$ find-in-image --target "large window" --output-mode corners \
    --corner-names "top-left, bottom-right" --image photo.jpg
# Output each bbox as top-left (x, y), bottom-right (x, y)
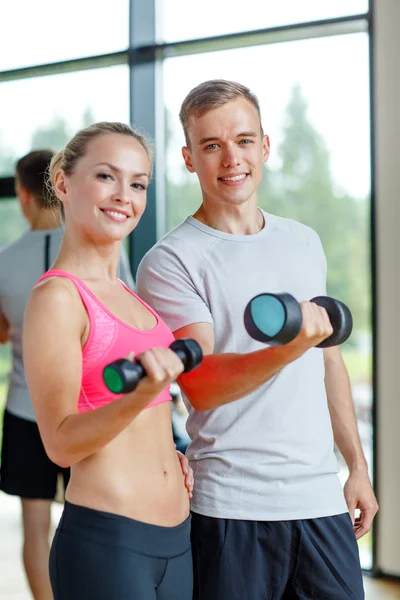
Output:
top-left (0, 0), bottom-right (129, 70)
top-left (160, 0), bottom-right (368, 42)
top-left (0, 66), bottom-right (130, 176)
top-left (163, 31), bottom-right (373, 569)
top-left (164, 33), bottom-right (370, 228)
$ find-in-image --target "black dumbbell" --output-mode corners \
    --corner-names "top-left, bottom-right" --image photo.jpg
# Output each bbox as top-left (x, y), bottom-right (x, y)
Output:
top-left (103, 338), bottom-right (203, 394)
top-left (244, 293), bottom-right (353, 348)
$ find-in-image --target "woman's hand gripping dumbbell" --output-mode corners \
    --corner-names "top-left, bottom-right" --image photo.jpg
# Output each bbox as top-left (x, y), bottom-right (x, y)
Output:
top-left (244, 293), bottom-right (353, 348)
top-left (103, 338), bottom-right (203, 394)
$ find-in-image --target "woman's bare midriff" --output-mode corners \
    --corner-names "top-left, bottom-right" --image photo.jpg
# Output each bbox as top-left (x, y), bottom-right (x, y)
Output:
top-left (65, 402), bottom-right (190, 527)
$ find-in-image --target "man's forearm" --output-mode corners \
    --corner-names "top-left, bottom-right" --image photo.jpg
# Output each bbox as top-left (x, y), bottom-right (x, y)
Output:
top-left (324, 347), bottom-right (367, 472)
top-left (178, 343), bottom-right (306, 411)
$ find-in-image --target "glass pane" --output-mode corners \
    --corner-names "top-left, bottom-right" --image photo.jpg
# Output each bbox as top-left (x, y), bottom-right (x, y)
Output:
top-left (163, 33), bottom-right (373, 568)
top-left (161, 0), bottom-right (369, 42)
top-left (0, 198), bottom-right (28, 249)
top-left (0, 0), bottom-right (129, 71)
top-left (0, 65), bottom-right (130, 177)
top-left (0, 198), bottom-right (27, 442)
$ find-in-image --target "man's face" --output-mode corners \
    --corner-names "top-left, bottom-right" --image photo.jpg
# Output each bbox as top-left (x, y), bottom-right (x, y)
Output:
top-left (182, 98), bottom-right (270, 209)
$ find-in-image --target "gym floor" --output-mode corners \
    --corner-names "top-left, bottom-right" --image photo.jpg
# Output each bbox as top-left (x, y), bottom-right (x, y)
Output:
top-left (0, 492), bottom-right (399, 599)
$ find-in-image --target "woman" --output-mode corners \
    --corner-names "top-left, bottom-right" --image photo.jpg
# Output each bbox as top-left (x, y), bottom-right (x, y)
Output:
top-left (23, 122), bottom-right (194, 600)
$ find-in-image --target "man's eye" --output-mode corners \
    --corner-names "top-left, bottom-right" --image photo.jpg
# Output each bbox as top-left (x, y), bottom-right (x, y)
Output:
top-left (205, 144), bottom-right (219, 150)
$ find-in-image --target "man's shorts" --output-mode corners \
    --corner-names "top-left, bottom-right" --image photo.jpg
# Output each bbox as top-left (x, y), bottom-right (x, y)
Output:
top-left (191, 511), bottom-right (365, 600)
top-left (0, 409), bottom-right (70, 500)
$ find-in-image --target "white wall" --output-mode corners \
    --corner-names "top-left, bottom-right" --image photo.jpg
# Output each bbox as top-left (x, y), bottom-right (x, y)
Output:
top-left (374, 0), bottom-right (400, 577)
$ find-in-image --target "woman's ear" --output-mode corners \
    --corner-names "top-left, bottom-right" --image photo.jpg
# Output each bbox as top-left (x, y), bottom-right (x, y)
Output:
top-left (53, 170), bottom-right (68, 205)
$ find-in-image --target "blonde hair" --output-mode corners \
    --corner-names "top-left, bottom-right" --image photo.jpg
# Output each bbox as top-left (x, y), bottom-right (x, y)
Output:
top-left (47, 122), bottom-right (154, 212)
top-left (179, 79), bottom-right (263, 145)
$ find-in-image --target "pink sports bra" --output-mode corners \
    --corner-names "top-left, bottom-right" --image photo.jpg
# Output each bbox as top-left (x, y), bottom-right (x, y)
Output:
top-left (36, 269), bottom-right (174, 413)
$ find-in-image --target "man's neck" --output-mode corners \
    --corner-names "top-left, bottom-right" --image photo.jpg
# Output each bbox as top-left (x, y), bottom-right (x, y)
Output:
top-left (30, 210), bottom-right (62, 231)
top-left (193, 204), bottom-right (265, 235)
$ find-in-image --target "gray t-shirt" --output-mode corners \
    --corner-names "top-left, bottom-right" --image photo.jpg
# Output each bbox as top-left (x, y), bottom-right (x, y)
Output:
top-left (136, 211), bottom-right (348, 521)
top-left (0, 228), bottom-right (135, 422)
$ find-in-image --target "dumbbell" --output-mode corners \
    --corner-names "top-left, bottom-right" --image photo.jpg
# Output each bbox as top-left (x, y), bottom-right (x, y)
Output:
top-left (244, 293), bottom-right (352, 348)
top-left (103, 338), bottom-right (203, 394)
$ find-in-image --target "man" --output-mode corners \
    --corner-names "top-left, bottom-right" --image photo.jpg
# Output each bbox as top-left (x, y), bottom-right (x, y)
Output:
top-left (136, 80), bottom-right (378, 599)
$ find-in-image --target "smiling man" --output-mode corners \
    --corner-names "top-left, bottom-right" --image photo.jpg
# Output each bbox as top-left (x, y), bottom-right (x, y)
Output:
top-left (136, 80), bottom-right (377, 600)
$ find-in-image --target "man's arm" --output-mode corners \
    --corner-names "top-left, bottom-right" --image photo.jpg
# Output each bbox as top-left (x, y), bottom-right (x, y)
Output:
top-left (176, 303), bottom-right (334, 412)
top-left (324, 346), bottom-right (378, 539)
top-left (0, 313), bottom-right (9, 344)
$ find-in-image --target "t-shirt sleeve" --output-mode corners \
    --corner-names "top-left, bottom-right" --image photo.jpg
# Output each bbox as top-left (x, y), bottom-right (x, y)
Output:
top-left (118, 245), bottom-right (136, 291)
top-left (307, 227), bottom-right (328, 298)
top-left (136, 247), bottom-right (214, 333)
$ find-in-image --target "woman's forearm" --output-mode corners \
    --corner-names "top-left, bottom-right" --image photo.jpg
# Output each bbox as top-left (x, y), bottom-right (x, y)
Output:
top-left (47, 390), bottom-right (158, 467)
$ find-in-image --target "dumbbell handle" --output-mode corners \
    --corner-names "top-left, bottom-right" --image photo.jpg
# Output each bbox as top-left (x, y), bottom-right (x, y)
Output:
top-left (103, 338), bottom-right (202, 395)
top-left (310, 296), bottom-right (353, 348)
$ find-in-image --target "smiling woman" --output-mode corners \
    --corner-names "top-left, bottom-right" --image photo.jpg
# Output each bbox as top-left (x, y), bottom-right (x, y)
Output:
top-left (47, 122), bottom-right (152, 233)
top-left (21, 121), bottom-right (195, 600)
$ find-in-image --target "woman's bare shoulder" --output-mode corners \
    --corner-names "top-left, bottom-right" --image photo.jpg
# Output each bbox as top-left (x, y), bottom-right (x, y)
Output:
top-left (27, 275), bottom-right (84, 321)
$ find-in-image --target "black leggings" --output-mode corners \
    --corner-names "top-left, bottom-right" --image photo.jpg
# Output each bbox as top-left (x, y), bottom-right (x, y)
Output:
top-left (50, 501), bottom-right (193, 600)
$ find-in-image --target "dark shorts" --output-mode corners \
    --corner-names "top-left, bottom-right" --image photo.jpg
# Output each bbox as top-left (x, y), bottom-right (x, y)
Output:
top-left (0, 409), bottom-right (70, 500)
top-left (191, 511), bottom-right (365, 600)
top-left (50, 501), bottom-right (193, 600)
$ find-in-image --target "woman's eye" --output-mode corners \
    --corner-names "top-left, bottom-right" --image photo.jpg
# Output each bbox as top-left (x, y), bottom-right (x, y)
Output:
top-left (132, 182), bottom-right (146, 190)
top-left (97, 172), bottom-right (112, 180)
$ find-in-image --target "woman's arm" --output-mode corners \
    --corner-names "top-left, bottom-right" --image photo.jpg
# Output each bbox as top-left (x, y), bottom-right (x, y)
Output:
top-left (23, 279), bottom-right (183, 468)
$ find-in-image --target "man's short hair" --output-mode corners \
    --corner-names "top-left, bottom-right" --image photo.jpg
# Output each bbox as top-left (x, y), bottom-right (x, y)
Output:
top-left (15, 149), bottom-right (54, 208)
top-left (179, 79), bottom-right (263, 145)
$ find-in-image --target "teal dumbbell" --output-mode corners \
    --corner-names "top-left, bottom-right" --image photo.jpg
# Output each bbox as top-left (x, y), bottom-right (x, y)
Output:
top-left (244, 293), bottom-right (352, 348)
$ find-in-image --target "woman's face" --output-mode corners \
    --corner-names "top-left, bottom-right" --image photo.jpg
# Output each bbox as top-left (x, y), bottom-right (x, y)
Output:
top-left (55, 133), bottom-right (151, 242)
